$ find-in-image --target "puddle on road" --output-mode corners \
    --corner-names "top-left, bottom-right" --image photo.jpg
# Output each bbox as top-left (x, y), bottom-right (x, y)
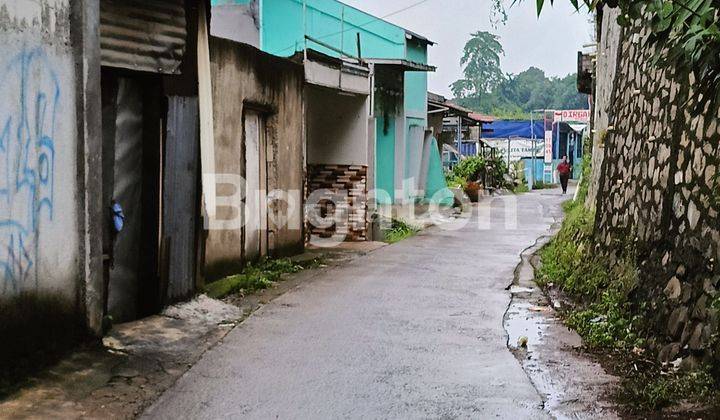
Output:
top-left (505, 300), bottom-right (552, 352)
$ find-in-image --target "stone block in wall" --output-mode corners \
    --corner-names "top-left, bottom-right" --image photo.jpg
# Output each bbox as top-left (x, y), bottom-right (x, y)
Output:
top-left (306, 164), bottom-right (368, 242)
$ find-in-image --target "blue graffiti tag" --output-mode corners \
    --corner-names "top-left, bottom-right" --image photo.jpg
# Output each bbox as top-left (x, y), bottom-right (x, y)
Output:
top-left (0, 47), bottom-right (58, 294)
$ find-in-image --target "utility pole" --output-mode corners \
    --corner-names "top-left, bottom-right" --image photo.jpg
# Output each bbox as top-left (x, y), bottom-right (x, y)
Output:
top-left (506, 137), bottom-right (511, 172)
top-left (456, 115), bottom-right (462, 162)
top-left (530, 110), bottom-right (535, 190)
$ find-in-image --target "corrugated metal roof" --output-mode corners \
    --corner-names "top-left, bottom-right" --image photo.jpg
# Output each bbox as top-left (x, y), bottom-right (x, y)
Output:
top-left (100, 0), bottom-right (187, 74)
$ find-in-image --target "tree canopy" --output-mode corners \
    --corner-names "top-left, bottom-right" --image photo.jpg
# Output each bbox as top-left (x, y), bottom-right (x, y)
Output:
top-left (450, 31), bottom-right (588, 119)
top-left (450, 31), bottom-right (505, 100)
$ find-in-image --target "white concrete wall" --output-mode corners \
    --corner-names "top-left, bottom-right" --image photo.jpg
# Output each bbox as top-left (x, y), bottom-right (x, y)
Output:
top-left (0, 0), bottom-right (80, 300)
top-left (210, 2), bottom-right (260, 48)
top-left (306, 86), bottom-right (369, 166)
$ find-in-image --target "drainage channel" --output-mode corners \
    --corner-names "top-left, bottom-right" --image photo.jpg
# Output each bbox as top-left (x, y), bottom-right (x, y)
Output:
top-left (504, 235), bottom-right (621, 420)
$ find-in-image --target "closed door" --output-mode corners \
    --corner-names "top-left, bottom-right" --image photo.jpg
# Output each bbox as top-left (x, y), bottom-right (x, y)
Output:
top-left (162, 96), bottom-right (199, 302)
top-left (243, 110), bottom-right (268, 261)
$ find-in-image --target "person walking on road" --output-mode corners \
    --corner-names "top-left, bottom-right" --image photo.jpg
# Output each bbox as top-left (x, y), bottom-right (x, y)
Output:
top-left (557, 156), bottom-right (572, 194)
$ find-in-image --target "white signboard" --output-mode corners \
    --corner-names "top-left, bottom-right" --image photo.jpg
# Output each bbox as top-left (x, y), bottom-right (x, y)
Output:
top-left (484, 139), bottom-right (543, 163)
top-left (554, 109), bottom-right (590, 123)
top-left (544, 131), bottom-right (553, 163)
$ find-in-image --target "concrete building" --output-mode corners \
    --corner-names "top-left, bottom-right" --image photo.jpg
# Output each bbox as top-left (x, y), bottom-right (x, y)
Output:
top-left (428, 93), bottom-right (495, 167)
top-left (0, 0), bottom-right (97, 337)
top-left (301, 50), bottom-right (372, 241)
top-left (0, 0), bottom-right (211, 343)
top-left (210, 0), bottom-right (438, 215)
top-left (0, 0), bottom-right (307, 349)
top-left (204, 38), bottom-right (305, 280)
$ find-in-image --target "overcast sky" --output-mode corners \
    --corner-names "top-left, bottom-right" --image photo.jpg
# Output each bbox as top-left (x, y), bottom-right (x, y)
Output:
top-left (342, 0), bottom-right (593, 98)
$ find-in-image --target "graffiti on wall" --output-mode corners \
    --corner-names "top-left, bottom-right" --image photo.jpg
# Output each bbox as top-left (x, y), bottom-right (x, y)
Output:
top-left (0, 47), bottom-right (58, 294)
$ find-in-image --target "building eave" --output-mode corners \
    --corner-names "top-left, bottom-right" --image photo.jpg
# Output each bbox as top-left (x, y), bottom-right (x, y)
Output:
top-left (365, 58), bottom-right (436, 72)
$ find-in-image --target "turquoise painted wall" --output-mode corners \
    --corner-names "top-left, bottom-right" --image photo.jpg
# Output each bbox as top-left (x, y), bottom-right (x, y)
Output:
top-left (404, 38), bottom-right (428, 120)
top-left (258, 0), bottom-right (431, 205)
top-left (376, 116), bottom-right (395, 204)
top-left (261, 0), bottom-right (406, 59)
top-left (405, 117), bottom-right (424, 201)
top-left (424, 138), bottom-right (454, 206)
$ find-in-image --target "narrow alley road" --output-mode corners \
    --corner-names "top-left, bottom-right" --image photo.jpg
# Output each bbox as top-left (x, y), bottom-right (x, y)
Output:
top-left (143, 191), bottom-right (567, 419)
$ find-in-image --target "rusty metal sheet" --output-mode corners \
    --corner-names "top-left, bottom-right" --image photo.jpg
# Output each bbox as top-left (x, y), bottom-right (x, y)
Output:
top-left (100, 0), bottom-right (187, 74)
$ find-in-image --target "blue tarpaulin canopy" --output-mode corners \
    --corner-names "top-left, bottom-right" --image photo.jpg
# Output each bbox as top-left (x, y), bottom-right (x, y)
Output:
top-left (481, 120), bottom-right (545, 139)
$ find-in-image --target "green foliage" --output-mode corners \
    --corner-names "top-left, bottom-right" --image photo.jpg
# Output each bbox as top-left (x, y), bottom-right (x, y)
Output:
top-left (537, 150), bottom-right (643, 350)
top-left (513, 183), bottom-right (530, 193)
top-left (453, 156), bottom-right (487, 181)
top-left (534, 128), bottom-right (720, 412)
top-left (383, 219), bottom-right (420, 244)
top-left (451, 31), bottom-right (505, 100)
top-left (205, 257), bottom-right (322, 299)
top-left (490, 0), bottom-right (509, 26)
top-left (532, 180), bottom-right (555, 189)
top-left (451, 155), bottom-right (509, 188)
top-left (575, 150), bottom-right (592, 202)
top-left (619, 368), bottom-right (719, 411)
top-left (454, 67), bottom-right (589, 117)
top-left (523, 0), bottom-right (720, 102)
top-left (566, 288), bottom-right (643, 349)
top-left (445, 172), bottom-right (468, 189)
top-left (451, 28), bottom-right (588, 116)
top-left (538, 193), bottom-right (646, 351)
top-left (536, 199), bottom-right (598, 297)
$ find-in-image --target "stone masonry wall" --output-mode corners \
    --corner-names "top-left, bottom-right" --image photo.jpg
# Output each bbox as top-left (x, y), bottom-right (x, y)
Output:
top-left (593, 10), bottom-right (720, 366)
top-left (307, 164), bottom-right (368, 242)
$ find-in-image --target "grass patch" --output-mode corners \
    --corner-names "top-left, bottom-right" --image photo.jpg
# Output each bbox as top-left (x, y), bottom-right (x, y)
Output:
top-left (618, 367), bottom-right (719, 412)
top-left (513, 183), bottom-right (530, 194)
top-left (536, 150), bottom-right (720, 412)
top-left (204, 257), bottom-right (323, 299)
top-left (537, 162), bottom-right (641, 350)
top-left (383, 219), bottom-right (420, 244)
top-left (532, 180), bottom-right (555, 190)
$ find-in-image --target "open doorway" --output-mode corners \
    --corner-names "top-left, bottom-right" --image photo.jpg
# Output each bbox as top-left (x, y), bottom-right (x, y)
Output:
top-left (101, 70), bottom-right (163, 322)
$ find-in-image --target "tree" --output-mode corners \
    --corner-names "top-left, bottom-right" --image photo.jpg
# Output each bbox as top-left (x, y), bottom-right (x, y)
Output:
top-left (453, 68), bottom-right (589, 119)
top-left (451, 31), bottom-right (505, 101)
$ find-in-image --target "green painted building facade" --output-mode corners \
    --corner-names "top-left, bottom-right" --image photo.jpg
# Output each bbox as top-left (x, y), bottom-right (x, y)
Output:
top-left (212, 0), bottom-right (449, 206)
top-left (260, 0), bottom-right (435, 204)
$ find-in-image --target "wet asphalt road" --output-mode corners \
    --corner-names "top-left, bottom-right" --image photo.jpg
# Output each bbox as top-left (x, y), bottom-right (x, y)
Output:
top-left (143, 190), bottom-right (567, 419)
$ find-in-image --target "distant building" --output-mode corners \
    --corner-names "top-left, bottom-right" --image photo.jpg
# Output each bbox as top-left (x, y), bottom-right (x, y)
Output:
top-left (428, 93), bottom-right (494, 168)
top-left (481, 113), bottom-right (587, 184)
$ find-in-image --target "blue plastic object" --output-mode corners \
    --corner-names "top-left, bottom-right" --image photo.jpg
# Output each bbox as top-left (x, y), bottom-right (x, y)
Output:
top-left (111, 201), bottom-right (125, 233)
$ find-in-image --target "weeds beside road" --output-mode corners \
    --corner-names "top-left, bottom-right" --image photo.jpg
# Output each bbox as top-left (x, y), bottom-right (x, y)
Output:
top-left (535, 172), bottom-right (720, 413)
